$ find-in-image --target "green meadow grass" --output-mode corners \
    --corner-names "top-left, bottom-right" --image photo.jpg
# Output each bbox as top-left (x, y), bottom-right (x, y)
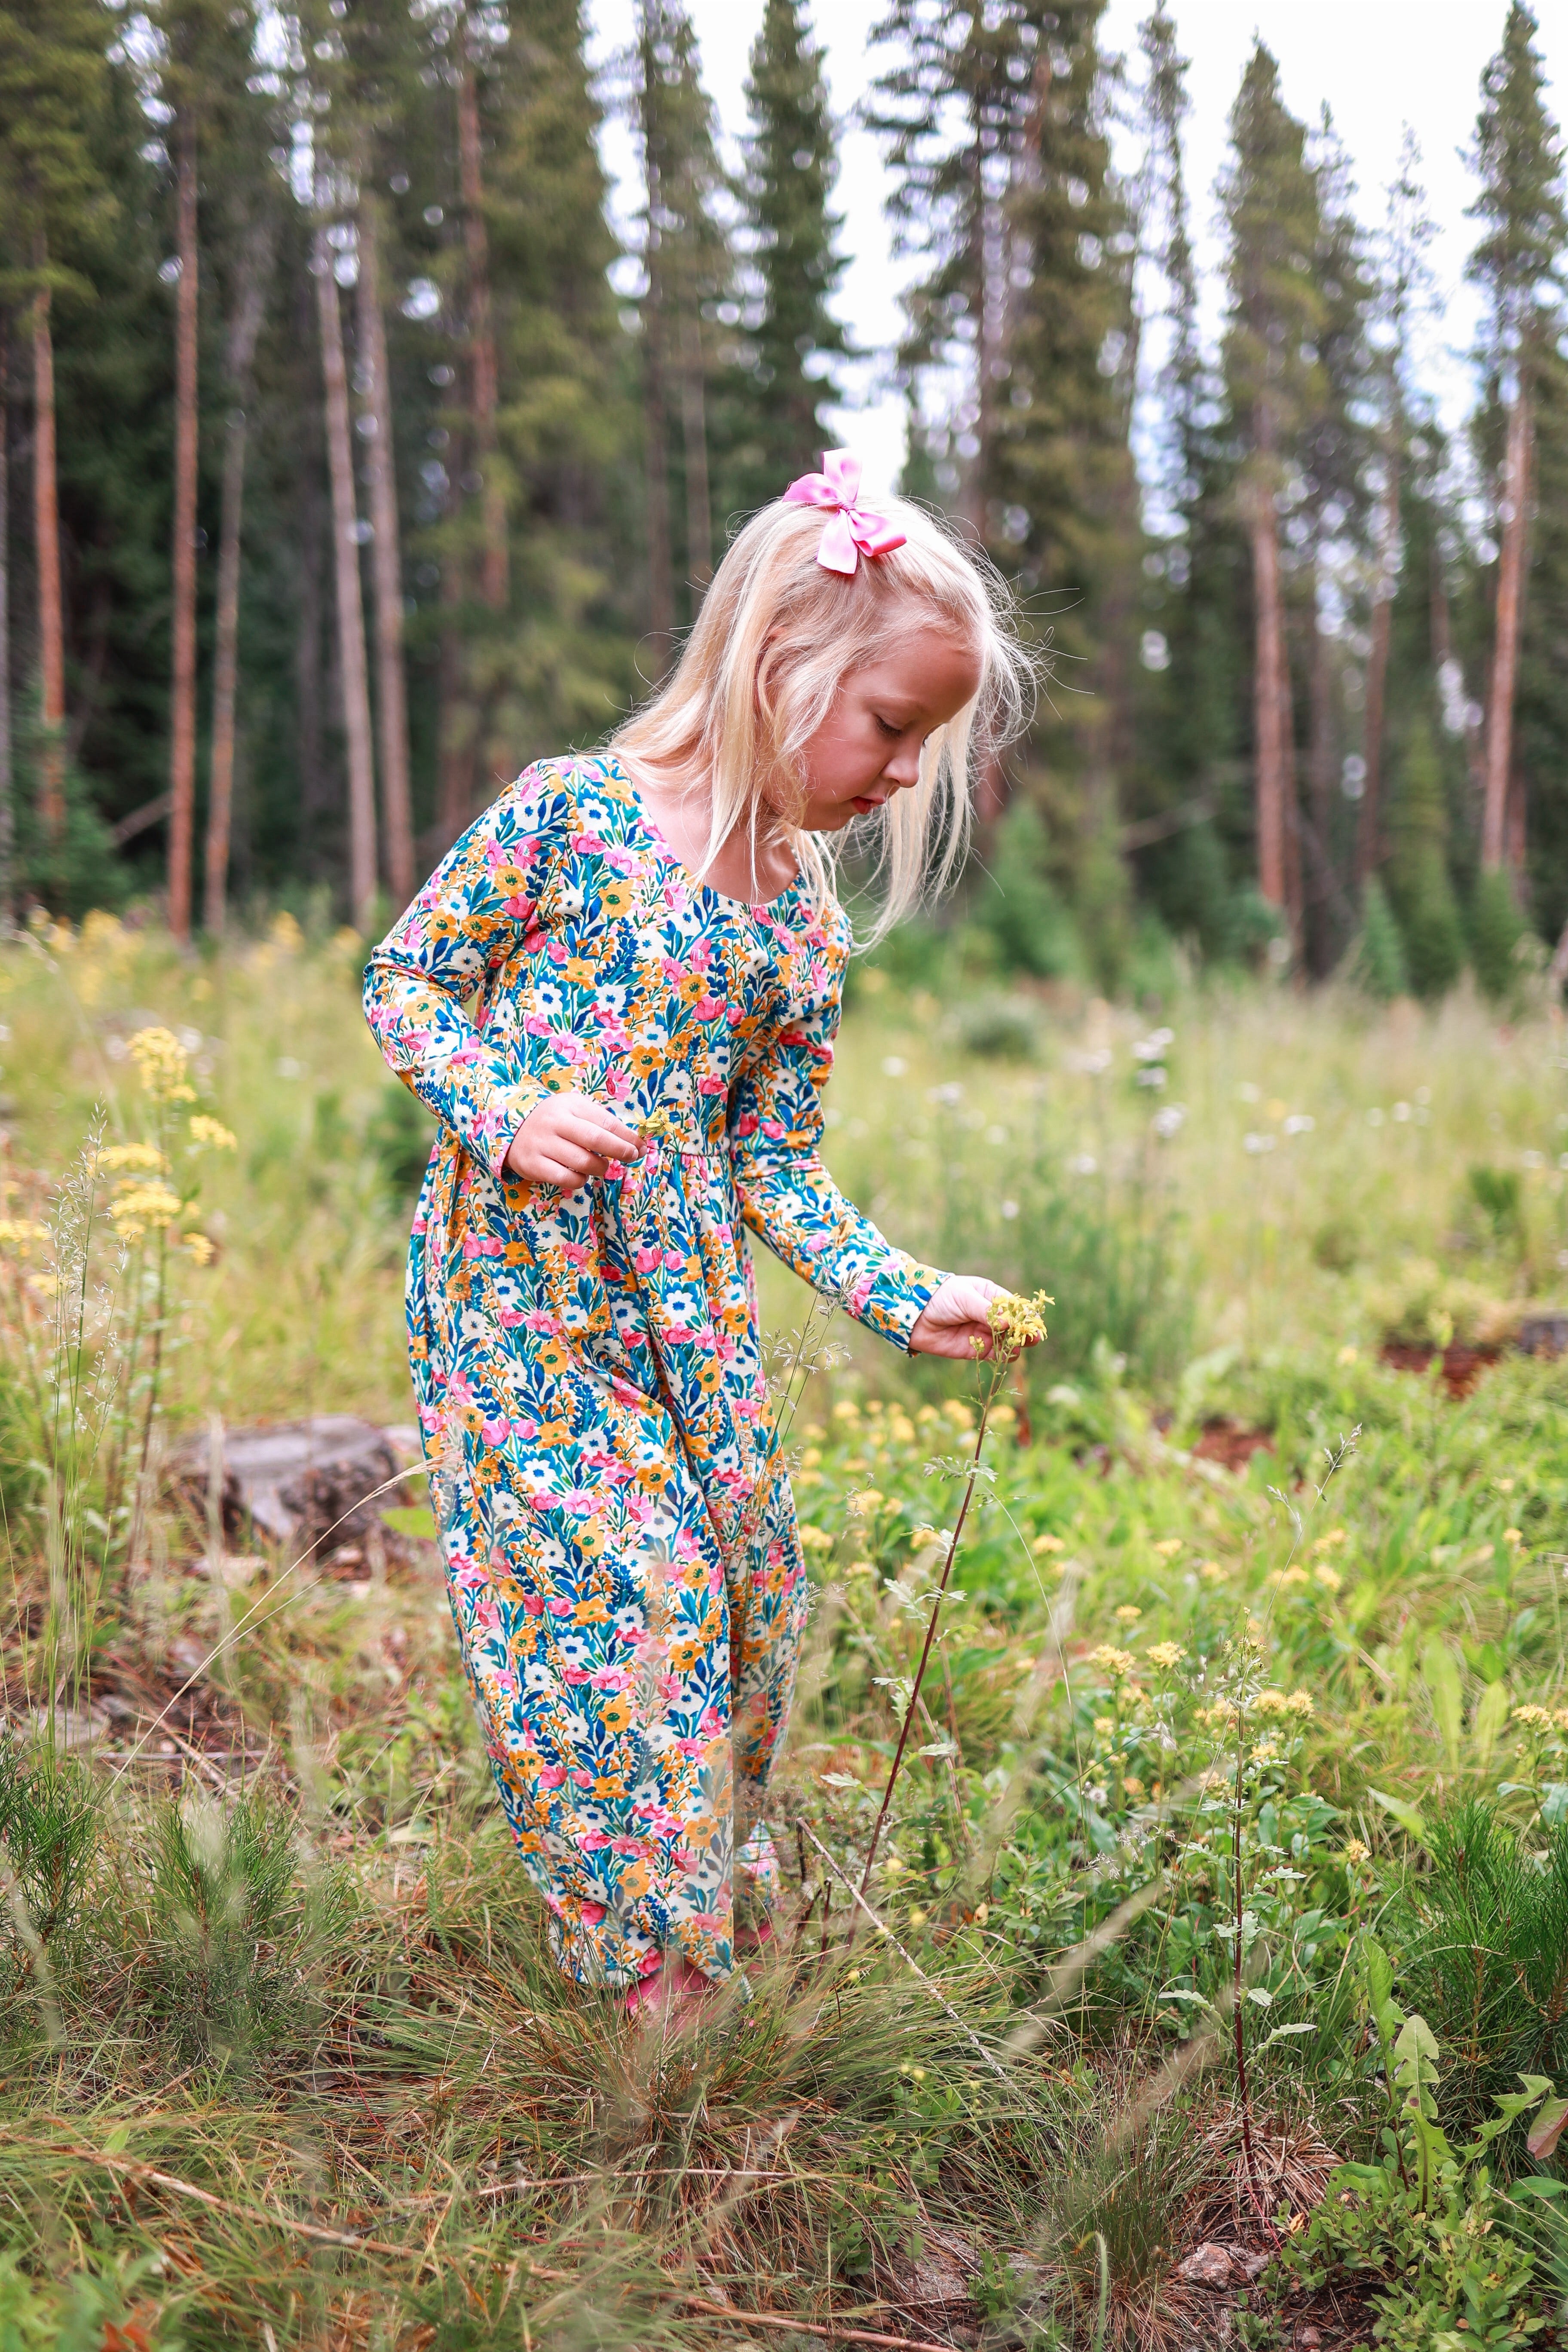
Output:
top-left (1, 912), bottom-right (1567, 2347)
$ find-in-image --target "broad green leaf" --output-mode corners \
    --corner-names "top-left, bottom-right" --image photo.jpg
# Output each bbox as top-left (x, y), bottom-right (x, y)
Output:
top-left (1542, 1783), bottom-right (1568, 1828)
top-left (1245, 1985), bottom-right (1274, 2008)
top-left (1421, 1637), bottom-right (1464, 1771)
top-left (1369, 1788), bottom-right (1428, 1845)
top-left (1471, 1678), bottom-right (1511, 1772)
top-left (1262, 2022), bottom-right (1317, 2048)
top-left (1528, 2093), bottom-right (1568, 2162)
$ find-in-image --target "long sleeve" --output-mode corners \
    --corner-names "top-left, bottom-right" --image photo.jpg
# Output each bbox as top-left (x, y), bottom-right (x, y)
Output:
top-left (363, 766), bottom-right (573, 1175)
top-left (729, 988), bottom-right (945, 1352)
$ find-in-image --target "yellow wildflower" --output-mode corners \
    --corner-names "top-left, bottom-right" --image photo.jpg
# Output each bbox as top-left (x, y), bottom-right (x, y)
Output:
top-left (1148, 1642), bottom-right (1185, 1671)
top-left (128, 1026), bottom-right (196, 1104)
top-left (109, 1182), bottom-right (184, 1240)
top-left (797, 1526), bottom-right (834, 1553)
top-left (1313, 1528), bottom-right (1347, 1552)
top-left (1512, 1703), bottom-right (1553, 1730)
top-left (846, 1559), bottom-right (876, 1578)
top-left (187, 1115), bottom-right (238, 1153)
top-left (0, 1218), bottom-right (50, 1259)
top-left (99, 1142), bottom-right (168, 1174)
top-left (1343, 1838), bottom-right (1370, 1865)
top-left (1152, 1537), bottom-right (1183, 1558)
top-left (846, 1488), bottom-right (884, 1516)
top-left (182, 1233), bottom-right (215, 1266)
top-left (1313, 1565), bottom-right (1343, 1594)
top-left (1504, 1527), bottom-right (1523, 1547)
top-left (1286, 1688), bottom-right (1314, 1717)
top-left (910, 1525), bottom-right (946, 1551)
top-left (831, 1398), bottom-right (860, 1421)
top-left (1273, 1566), bottom-right (1311, 1589)
top-left (1093, 1716), bottom-right (1115, 1737)
top-left (986, 1287), bottom-right (1051, 1358)
top-left (1199, 1561), bottom-right (1226, 1583)
top-left (1088, 1645), bottom-right (1136, 1681)
top-left (1114, 1604), bottom-right (1142, 1626)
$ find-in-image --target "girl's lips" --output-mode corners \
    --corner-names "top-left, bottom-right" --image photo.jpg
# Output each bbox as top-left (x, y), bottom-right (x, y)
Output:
top-left (850, 793), bottom-right (886, 813)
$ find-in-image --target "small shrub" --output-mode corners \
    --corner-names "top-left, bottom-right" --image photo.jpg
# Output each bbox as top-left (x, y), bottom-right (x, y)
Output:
top-left (0, 1739), bottom-right (98, 1947)
top-left (1388, 1798), bottom-right (1568, 2141)
top-left (1471, 866), bottom-right (1530, 1002)
top-left (947, 994), bottom-right (1041, 1060)
top-left (147, 1792), bottom-right (313, 2070)
top-left (1350, 876), bottom-right (1411, 1001)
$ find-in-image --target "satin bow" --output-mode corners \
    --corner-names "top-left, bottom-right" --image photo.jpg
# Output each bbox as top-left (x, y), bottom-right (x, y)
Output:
top-left (781, 449), bottom-right (906, 575)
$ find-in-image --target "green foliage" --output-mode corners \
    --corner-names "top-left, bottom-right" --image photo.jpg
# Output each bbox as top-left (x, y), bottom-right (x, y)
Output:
top-left (1387, 717), bottom-right (1466, 1000)
top-left (1471, 866), bottom-right (1530, 1002)
top-left (971, 800), bottom-right (1084, 982)
top-left (368, 1078), bottom-right (436, 1202)
top-left (1352, 875), bottom-right (1411, 999)
top-left (147, 1792), bottom-right (317, 2069)
top-left (1386, 1800), bottom-right (1568, 2141)
top-left (718, 0), bottom-right (849, 514)
top-left (0, 1740), bottom-right (97, 1946)
top-left (1260, 2009), bottom-right (1561, 2347)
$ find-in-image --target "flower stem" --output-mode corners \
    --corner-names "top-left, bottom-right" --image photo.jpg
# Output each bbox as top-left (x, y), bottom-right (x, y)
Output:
top-left (854, 1360), bottom-right (1006, 1926)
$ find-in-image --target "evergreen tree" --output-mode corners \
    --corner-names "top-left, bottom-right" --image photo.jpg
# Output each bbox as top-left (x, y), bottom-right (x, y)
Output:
top-left (1358, 130), bottom-right (1435, 891)
top-left (1220, 42), bottom-right (1323, 948)
top-left (635, 1), bottom-right (729, 650)
top-left (1467, 3), bottom-right (1565, 879)
top-left (1298, 109), bottom-right (1373, 976)
top-left (1352, 873), bottom-right (1410, 999)
top-left (721, 0), bottom-right (849, 518)
top-left (0, 0), bottom-right (114, 843)
top-left (1387, 712), bottom-right (1465, 998)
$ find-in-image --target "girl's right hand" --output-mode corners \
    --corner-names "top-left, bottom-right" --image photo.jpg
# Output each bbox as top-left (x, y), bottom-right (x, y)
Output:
top-left (502, 1093), bottom-right (642, 1188)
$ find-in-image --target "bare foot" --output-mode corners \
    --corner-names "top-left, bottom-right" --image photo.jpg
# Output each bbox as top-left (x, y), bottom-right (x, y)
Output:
top-left (622, 1952), bottom-right (715, 2025)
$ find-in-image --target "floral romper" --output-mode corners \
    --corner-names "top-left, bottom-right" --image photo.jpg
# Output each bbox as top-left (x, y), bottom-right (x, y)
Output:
top-left (364, 752), bottom-right (944, 1988)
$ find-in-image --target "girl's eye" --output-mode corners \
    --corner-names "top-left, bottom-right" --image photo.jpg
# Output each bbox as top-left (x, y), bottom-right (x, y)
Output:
top-left (874, 715), bottom-right (901, 738)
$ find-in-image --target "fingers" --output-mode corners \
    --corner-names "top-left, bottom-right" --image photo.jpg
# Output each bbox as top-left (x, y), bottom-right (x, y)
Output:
top-left (562, 1094), bottom-right (641, 1159)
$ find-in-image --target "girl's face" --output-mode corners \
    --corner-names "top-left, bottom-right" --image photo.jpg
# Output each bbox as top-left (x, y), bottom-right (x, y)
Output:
top-left (784, 625), bottom-right (983, 833)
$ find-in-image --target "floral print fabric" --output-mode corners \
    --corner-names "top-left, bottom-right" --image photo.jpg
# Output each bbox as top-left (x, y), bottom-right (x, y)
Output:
top-left (364, 752), bottom-right (944, 1988)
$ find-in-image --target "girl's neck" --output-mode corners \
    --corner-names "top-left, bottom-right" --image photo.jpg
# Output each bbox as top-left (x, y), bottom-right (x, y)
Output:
top-left (625, 758), bottom-right (800, 906)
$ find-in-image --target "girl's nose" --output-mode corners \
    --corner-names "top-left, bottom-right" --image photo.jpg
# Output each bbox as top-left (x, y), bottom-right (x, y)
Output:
top-left (882, 739), bottom-right (922, 789)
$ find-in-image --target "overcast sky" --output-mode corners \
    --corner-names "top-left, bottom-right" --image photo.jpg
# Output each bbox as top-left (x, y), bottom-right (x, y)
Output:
top-left (584, 1), bottom-right (1564, 506)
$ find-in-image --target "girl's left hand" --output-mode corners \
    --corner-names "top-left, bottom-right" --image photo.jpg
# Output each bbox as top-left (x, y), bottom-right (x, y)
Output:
top-left (909, 1275), bottom-right (1023, 1360)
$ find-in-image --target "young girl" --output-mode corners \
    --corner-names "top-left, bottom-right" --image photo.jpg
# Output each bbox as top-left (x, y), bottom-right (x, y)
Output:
top-left (364, 453), bottom-right (1035, 2013)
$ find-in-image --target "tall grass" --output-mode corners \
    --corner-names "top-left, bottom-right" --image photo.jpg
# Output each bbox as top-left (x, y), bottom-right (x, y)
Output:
top-left (1, 913), bottom-right (1568, 2341)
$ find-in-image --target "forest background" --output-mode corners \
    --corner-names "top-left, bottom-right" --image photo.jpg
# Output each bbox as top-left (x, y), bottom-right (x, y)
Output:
top-left (0, 0), bottom-right (1566, 997)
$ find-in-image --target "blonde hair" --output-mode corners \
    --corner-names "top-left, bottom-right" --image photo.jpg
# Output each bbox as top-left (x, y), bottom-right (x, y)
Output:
top-left (612, 492), bottom-right (1035, 940)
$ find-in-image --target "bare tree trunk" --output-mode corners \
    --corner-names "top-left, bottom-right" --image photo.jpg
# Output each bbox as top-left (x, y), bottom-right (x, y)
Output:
top-left (1248, 463), bottom-right (1290, 925)
top-left (314, 236), bottom-right (378, 931)
top-left (1482, 385), bottom-right (1531, 873)
top-left (678, 303), bottom-right (712, 591)
top-left (168, 117), bottom-right (200, 944)
top-left (1305, 562), bottom-right (1336, 973)
top-left (203, 229), bottom-right (271, 937)
top-left (1357, 439), bottom-right (1400, 888)
top-left (356, 197), bottom-right (413, 907)
top-left (456, 31), bottom-right (507, 614)
top-left (0, 317), bottom-right (12, 926)
top-left (31, 276), bottom-right (64, 840)
top-left (639, 27), bottom-right (674, 674)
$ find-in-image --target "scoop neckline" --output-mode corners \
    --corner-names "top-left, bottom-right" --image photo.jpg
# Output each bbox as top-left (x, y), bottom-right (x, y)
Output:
top-left (608, 753), bottom-right (805, 919)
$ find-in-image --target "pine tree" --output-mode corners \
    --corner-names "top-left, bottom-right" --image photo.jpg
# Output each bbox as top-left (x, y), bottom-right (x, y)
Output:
top-left (1387, 712), bottom-right (1465, 998)
top-left (869, 0), bottom-right (1044, 536)
top-left (1298, 108), bottom-right (1373, 975)
top-left (0, 0), bottom-right (113, 844)
top-left (722, 0), bottom-right (849, 516)
top-left (636, 1), bottom-right (728, 636)
top-left (1467, 3), bottom-right (1565, 880)
top-left (1353, 873), bottom-right (1410, 999)
top-left (1220, 42), bottom-right (1324, 949)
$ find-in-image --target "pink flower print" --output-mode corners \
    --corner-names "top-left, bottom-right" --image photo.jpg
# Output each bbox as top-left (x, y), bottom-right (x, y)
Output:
top-left (521, 1591), bottom-right (545, 1617)
top-left (578, 1828), bottom-right (611, 1851)
top-left (633, 1246), bottom-right (662, 1275)
top-left (849, 1271), bottom-right (875, 1315)
top-left (674, 1736), bottom-right (708, 1759)
top-left (662, 1249), bottom-right (685, 1272)
top-left (480, 1415), bottom-right (511, 1444)
top-left (523, 1012), bottom-right (553, 1038)
top-left (547, 1596), bottom-right (574, 1617)
top-left (539, 1765), bottom-right (567, 1790)
top-left (590, 1664), bottom-right (634, 1691)
top-left (570, 1768), bottom-right (595, 1788)
top-left (579, 1901), bottom-right (607, 1926)
top-left (610, 1835), bottom-right (645, 1858)
top-left (698, 1705), bottom-right (725, 1737)
top-left (546, 941), bottom-right (568, 965)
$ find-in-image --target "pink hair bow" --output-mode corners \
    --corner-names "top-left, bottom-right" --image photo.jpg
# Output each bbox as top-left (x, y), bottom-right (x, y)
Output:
top-left (781, 449), bottom-right (906, 576)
